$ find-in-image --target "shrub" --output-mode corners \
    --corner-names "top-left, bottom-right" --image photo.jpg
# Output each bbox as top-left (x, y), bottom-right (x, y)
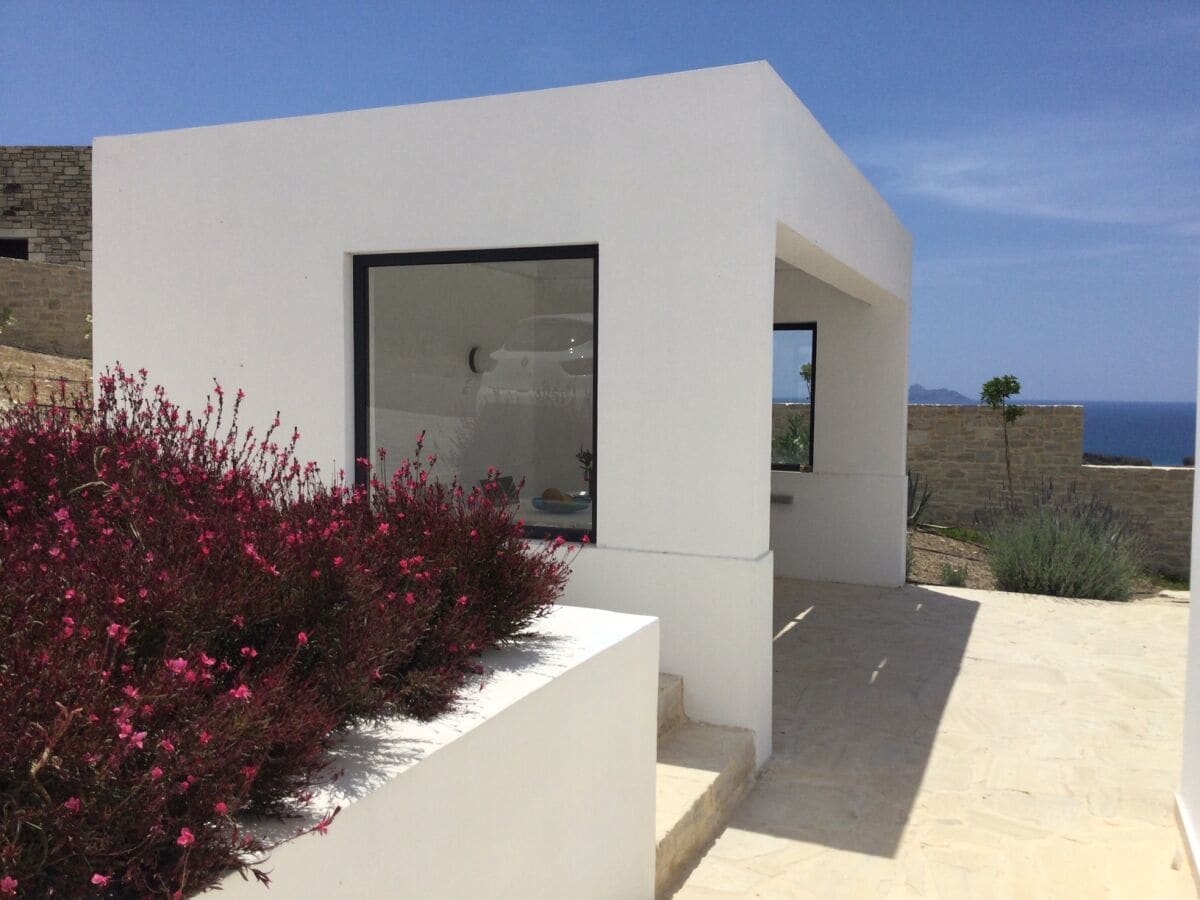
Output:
top-left (939, 563), bottom-right (968, 587)
top-left (0, 369), bottom-right (571, 897)
top-left (980, 484), bottom-right (1145, 601)
top-left (771, 412), bottom-right (810, 467)
top-left (907, 471), bottom-right (932, 527)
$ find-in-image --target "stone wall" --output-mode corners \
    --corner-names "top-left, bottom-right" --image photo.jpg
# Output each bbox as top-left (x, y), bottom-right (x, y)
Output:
top-left (0, 147), bottom-right (92, 267)
top-left (0, 257), bottom-right (91, 358)
top-left (904, 404), bottom-right (1193, 577)
top-left (907, 405), bottom-right (1085, 520)
top-left (1077, 465), bottom-right (1193, 576)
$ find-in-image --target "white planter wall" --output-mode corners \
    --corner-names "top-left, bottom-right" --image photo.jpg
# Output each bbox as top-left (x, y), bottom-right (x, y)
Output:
top-left (213, 606), bottom-right (658, 900)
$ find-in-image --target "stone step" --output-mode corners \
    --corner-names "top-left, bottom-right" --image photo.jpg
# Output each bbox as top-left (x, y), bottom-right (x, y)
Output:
top-left (655, 720), bottom-right (756, 900)
top-left (658, 672), bottom-right (686, 738)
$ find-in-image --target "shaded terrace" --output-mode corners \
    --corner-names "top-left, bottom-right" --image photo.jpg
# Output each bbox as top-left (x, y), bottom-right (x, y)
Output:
top-left (677, 579), bottom-right (1193, 898)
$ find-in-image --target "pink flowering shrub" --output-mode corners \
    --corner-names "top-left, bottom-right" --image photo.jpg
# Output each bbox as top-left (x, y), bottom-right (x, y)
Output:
top-left (0, 369), bottom-right (571, 897)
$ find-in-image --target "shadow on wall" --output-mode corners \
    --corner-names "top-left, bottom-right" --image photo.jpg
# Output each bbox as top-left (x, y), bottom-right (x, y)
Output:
top-left (736, 579), bottom-right (979, 858)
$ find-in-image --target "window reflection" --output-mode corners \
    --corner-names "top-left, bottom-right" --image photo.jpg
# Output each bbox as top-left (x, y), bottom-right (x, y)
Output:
top-left (360, 250), bottom-right (596, 537)
top-left (772, 325), bottom-right (815, 471)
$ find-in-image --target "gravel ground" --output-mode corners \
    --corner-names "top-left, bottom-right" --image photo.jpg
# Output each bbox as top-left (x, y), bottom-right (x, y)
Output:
top-left (909, 528), bottom-right (996, 590)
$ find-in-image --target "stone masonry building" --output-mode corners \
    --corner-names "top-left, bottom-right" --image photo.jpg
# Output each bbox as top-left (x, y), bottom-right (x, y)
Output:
top-left (0, 147), bottom-right (92, 358)
top-left (0, 146), bottom-right (92, 267)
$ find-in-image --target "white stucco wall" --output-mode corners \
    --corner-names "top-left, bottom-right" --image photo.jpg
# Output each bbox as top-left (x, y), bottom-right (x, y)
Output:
top-left (1178, 324), bottom-right (1200, 875)
top-left (215, 605), bottom-right (659, 899)
top-left (93, 65), bottom-right (774, 560)
top-left (770, 265), bottom-right (910, 586)
top-left (760, 62), bottom-right (913, 588)
top-left (93, 62), bottom-right (912, 762)
top-left (562, 544), bottom-right (774, 765)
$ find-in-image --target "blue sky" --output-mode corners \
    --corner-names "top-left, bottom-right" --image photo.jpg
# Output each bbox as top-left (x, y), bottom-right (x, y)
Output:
top-left (5, 1), bottom-right (1198, 401)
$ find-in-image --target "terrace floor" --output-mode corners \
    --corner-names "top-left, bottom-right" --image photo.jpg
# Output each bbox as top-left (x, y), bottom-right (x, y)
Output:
top-left (675, 579), bottom-right (1195, 899)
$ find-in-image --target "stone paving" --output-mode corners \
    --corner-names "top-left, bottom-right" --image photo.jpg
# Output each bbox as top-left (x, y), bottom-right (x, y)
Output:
top-left (675, 579), bottom-right (1195, 899)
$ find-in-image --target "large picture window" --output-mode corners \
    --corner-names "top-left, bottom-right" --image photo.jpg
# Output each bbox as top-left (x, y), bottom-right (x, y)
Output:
top-left (772, 323), bottom-right (816, 471)
top-left (354, 246), bottom-right (597, 540)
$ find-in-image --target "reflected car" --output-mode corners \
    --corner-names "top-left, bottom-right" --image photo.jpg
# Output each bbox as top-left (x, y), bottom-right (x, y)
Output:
top-left (477, 313), bottom-right (593, 410)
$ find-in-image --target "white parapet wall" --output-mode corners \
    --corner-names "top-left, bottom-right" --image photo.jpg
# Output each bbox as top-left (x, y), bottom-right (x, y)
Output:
top-left (1178, 326), bottom-right (1200, 887)
top-left (213, 605), bottom-right (659, 900)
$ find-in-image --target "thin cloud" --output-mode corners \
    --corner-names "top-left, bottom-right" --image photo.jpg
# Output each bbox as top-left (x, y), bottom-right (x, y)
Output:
top-left (1117, 9), bottom-right (1200, 48)
top-left (915, 240), bottom-right (1198, 289)
top-left (853, 112), bottom-right (1200, 230)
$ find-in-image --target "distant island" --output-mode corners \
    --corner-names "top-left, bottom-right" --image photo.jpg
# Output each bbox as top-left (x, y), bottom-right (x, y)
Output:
top-left (909, 384), bottom-right (974, 404)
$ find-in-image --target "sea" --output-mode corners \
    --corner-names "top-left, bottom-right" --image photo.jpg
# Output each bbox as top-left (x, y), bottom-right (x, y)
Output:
top-left (1028, 400), bottom-right (1196, 467)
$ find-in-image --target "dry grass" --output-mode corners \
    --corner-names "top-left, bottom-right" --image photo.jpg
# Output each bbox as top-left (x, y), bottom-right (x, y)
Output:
top-left (0, 344), bottom-right (91, 405)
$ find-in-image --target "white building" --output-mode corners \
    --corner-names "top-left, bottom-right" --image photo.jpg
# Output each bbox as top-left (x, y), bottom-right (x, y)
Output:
top-left (93, 61), bottom-right (912, 773)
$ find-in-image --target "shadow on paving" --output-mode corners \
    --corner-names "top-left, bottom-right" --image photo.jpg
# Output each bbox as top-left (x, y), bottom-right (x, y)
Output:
top-left (733, 579), bottom-right (979, 858)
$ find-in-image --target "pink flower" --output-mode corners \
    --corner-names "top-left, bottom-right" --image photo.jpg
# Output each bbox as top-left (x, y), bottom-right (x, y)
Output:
top-left (63, 796), bottom-right (82, 812)
top-left (159, 738), bottom-right (175, 752)
top-left (0, 875), bottom-right (17, 895)
top-left (229, 684), bottom-right (252, 701)
top-left (457, 595), bottom-right (468, 606)
top-left (91, 873), bottom-right (109, 886)
top-left (404, 592), bottom-right (415, 605)
top-left (106, 623), bottom-right (121, 638)
top-left (332, 556), bottom-right (345, 567)
top-left (150, 766), bottom-right (164, 780)
top-left (165, 657), bottom-right (188, 674)
top-left (199, 652), bottom-right (216, 667)
top-left (315, 815), bottom-right (333, 836)
top-left (296, 632), bottom-right (308, 647)
top-left (214, 801), bottom-right (229, 815)
top-left (129, 731), bottom-right (146, 749)
top-left (240, 646), bottom-right (258, 658)
top-left (177, 827), bottom-right (195, 847)
top-left (199, 731), bottom-right (212, 745)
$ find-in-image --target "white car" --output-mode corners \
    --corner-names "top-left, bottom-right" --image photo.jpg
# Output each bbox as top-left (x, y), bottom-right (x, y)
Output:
top-left (477, 313), bottom-right (593, 410)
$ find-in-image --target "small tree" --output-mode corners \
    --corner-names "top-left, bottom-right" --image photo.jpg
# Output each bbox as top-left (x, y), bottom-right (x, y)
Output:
top-left (981, 374), bottom-right (1025, 495)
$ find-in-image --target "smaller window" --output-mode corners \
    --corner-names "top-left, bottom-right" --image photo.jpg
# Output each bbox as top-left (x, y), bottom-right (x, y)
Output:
top-left (0, 239), bottom-right (28, 260)
top-left (772, 324), bottom-right (816, 471)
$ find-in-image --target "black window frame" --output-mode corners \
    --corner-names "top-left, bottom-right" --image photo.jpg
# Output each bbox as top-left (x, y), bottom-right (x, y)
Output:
top-left (353, 244), bottom-right (599, 543)
top-left (771, 322), bottom-right (817, 472)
